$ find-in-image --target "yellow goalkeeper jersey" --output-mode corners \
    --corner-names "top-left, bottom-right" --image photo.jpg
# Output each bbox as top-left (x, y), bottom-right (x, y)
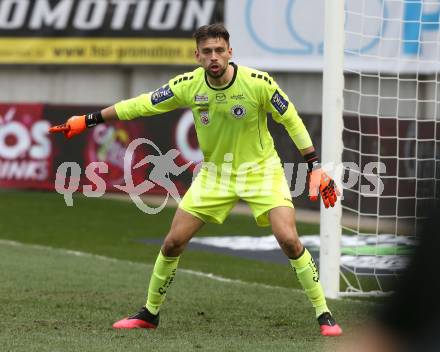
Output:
top-left (115, 63), bottom-right (312, 172)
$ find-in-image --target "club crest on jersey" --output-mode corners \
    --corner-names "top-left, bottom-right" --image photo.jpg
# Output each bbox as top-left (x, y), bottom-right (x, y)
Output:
top-left (200, 110), bottom-right (210, 125)
top-left (231, 105), bottom-right (246, 119)
top-left (271, 90), bottom-right (289, 115)
top-left (151, 85), bottom-right (174, 105)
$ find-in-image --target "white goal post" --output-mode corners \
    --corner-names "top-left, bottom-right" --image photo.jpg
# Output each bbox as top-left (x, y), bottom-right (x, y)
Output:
top-left (321, 0), bottom-right (439, 297)
top-left (320, 0), bottom-right (345, 299)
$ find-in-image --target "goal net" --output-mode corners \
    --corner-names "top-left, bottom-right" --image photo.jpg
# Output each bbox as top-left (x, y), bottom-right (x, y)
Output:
top-left (322, 0), bottom-right (439, 296)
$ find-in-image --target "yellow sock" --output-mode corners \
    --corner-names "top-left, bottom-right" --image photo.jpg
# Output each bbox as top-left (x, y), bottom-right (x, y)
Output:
top-left (145, 250), bottom-right (180, 315)
top-left (289, 248), bottom-right (329, 318)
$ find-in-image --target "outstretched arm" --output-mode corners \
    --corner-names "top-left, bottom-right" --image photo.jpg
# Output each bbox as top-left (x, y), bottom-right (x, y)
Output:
top-left (48, 105), bottom-right (118, 139)
top-left (101, 105), bottom-right (118, 121)
top-left (48, 108), bottom-right (114, 139)
top-left (49, 76), bottom-right (188, 138)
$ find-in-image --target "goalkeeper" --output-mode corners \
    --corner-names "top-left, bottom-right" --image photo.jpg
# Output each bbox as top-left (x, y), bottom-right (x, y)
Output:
top-left (50, 24), bottom-right (341, 336)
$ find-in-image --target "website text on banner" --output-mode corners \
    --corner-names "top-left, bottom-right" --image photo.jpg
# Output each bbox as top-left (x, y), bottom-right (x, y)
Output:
top-left (0, 0), bottom-right (224, 65)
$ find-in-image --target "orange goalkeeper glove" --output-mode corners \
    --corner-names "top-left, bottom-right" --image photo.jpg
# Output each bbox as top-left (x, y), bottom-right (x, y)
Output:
top-left (49, 112), bottom-right (104, 139)
top-left (304, 151), bottom-right (339, 208)
top-left (308, 168), bottom-right (338, 208)
top-left (49, 115), bottom-right (86, 139)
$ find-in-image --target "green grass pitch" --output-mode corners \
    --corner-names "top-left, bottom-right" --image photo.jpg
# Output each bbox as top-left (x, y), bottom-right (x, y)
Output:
top-left (0, 191), bottom-right (372, 351)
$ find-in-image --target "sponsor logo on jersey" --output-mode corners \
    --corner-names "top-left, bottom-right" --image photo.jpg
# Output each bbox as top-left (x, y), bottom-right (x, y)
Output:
top-left (200, 110), bottom-right (210, 125)
top-left (271, 90), bottom-right (289, 115)
top-left (231, 93), bottom-right (245, 100)
top-left (231, 105), bottom-right (247, 119)
top-left (195, 94), bottom-right (209, 103)
top-left (151, 85), bottom-right (174, 105)
top-left (216, 93), bottom-right (226, 102)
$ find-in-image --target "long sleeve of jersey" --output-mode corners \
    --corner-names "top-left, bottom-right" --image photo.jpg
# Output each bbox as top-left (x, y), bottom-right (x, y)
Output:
top-left (261, 78), bottom-right (313, 150)
top-left (115, 75), bottom-right (189, 120)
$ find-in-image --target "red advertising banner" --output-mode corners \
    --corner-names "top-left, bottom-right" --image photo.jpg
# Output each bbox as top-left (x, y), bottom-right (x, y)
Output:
top-left (0, 104), bottom-right (54, 189)
top-left (0, 104), bottom-right (202, 197)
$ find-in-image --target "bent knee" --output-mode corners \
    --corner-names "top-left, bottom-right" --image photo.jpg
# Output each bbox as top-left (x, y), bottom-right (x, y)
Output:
top-left (162, 236), bottom-right (188, 256)
top-left (277, 236), bottom-right (303, 258)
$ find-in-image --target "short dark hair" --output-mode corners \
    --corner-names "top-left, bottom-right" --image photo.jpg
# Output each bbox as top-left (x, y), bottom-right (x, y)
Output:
top-left (193, 23), bottom-right (230, 47)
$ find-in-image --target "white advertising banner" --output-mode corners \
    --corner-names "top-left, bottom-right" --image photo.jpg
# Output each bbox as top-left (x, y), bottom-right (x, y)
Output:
top-left (226, 0), bottom-right (440, 73)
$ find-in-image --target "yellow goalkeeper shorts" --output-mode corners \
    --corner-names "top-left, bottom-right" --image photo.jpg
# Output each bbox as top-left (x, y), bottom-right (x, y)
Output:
top-left (178, 164), bottom-right (293, 227)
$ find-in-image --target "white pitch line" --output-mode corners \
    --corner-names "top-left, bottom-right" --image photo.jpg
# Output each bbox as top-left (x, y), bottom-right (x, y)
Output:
top-left (0, 239), bottom-right (295, 292)
top-left (0, 239), bottom-right (377, 305)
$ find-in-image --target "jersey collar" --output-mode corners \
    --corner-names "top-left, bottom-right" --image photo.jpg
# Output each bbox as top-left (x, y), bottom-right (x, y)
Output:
top-left (204, 62), bottom-right (238, 91)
